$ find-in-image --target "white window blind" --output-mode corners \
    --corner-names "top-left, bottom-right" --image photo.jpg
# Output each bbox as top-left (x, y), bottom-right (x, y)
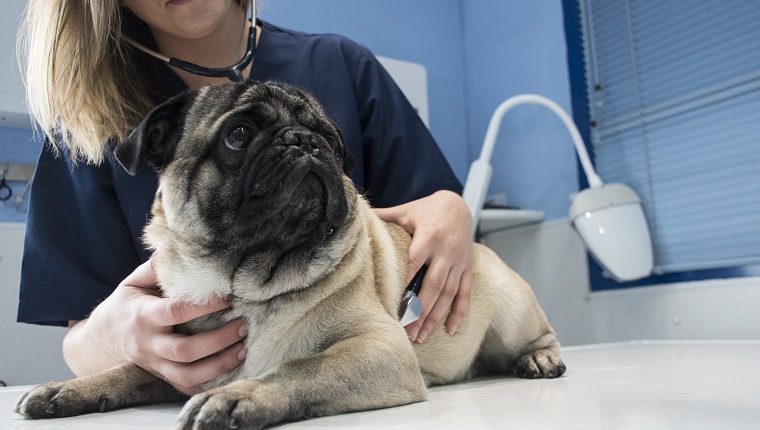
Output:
top-left (576, 0), bottom-right (760, 275)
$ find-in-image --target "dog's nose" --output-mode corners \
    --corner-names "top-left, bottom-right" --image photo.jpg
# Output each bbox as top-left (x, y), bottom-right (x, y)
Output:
top-left (282, 129), bottom-right (319, 153)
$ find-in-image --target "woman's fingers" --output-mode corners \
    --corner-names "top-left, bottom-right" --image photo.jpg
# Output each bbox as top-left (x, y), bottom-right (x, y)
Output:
top-left (150, 318), bottom-right (248, 363)
top-left (445, 267), bottom-right (472, 335)
top-left (407, 261), bottom-right (450, 342)
top-left (147, 297), bottom-right (230, 327)
top-left (377, 191), bottom-right (473, 344)
top-left (138, 318), bottom-right (249, 393)
top-left (406, 257), bottom-right (472, 343)
top-left (155, 342), bottom-right (248, 395)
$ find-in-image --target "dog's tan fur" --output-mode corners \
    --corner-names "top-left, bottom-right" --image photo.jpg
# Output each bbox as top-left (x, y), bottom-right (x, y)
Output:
top-left (16, 82), bottom-right (564, 429)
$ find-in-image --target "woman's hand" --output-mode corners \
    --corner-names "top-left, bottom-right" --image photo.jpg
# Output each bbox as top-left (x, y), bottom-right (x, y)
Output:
top-left (374, 190), bottom-right (473, 343)
top-left (63, 259), bottom-right (248, 396)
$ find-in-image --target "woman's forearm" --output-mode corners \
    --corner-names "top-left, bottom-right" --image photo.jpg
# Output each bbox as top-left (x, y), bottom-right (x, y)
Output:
top-left (63, 319), bottom-right (125, 376)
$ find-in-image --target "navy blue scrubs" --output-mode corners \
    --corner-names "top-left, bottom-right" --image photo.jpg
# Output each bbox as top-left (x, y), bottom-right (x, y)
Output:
top-left (17, 20), bottom-right (462, 326)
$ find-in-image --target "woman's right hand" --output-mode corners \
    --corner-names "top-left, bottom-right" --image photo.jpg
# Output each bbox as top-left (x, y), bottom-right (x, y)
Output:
top-left (63, 259), bottom-right (248, 396)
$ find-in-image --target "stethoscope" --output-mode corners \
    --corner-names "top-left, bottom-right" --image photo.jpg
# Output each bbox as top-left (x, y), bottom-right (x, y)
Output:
top-left (123, 2), bottom-right (257, 82)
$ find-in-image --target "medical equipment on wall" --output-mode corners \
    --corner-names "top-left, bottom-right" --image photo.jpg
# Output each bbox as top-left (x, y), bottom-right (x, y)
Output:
top-left (0, 165), bottom-right (11, 202)
top-left (123, 2), bottom-right (257, 82)
top-left (462, 94), bottom-right (653, 282)
top-left (0, 163), bottom-right (34, 214)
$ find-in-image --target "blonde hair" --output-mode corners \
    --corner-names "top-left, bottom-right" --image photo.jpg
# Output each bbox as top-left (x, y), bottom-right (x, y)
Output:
top-left (18, 0), bottom-right (252, 165)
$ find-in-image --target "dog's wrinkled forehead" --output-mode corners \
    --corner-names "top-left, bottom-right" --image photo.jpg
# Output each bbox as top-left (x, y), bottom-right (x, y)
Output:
top-left (113, 81), bottom-right (354, 177)
top-left (187, 82), bottom-right (329, 134)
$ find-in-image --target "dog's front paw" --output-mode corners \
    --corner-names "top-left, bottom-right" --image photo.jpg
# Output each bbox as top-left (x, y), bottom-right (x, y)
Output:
top-left (15, 381), bottom-right (108, 419)
top-left (515, 348), bottom-right (566, 379)
top-left (178, 380), bottom-right (289, 430)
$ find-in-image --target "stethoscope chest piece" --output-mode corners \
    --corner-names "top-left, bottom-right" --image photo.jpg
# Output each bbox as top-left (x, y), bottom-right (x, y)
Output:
top-left (398, 266), bottom-right (427, 326)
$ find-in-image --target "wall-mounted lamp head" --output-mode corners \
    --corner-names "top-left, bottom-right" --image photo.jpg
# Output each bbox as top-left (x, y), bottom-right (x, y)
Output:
top-left (569, 183), bottom-right (653, 282)
top-left (462, 94), bottom-right (653, 282)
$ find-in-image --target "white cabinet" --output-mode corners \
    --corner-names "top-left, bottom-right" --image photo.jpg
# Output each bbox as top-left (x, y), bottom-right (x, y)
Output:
top-left (376, 56), bottom-right (429, 128)
top-left (0, 1), bottom-right (29, 129)
top-left (0, 223), bottom-right (73, 385)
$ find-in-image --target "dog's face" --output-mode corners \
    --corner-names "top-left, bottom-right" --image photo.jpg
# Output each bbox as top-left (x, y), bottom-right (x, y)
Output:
top-left (116, 81), bottom-right (356, 289)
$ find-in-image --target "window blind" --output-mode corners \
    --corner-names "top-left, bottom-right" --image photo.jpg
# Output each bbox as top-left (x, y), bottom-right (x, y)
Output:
top-left (577, 0), bottom-right (760, 274)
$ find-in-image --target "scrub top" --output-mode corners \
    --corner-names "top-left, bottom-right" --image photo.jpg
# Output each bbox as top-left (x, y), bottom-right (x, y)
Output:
top-left (17, 20), bottom-right (462, 327)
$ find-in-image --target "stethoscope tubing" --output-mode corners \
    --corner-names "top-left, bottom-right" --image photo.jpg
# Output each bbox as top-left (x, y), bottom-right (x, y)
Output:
top-left (123, 2), bottom-right (257, 83)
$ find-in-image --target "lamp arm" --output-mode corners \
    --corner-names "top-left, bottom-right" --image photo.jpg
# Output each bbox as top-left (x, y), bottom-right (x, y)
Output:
top-left (479, 94), bottom-right (602, 187)
top-left (463, 94), bottom-right (603, 235)
top-left (463, 95), bottom-right (653, 281)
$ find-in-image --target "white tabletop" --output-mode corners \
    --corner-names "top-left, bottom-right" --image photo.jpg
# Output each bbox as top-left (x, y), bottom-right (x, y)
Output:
top-left (3, 340), bottom-right (759, 429)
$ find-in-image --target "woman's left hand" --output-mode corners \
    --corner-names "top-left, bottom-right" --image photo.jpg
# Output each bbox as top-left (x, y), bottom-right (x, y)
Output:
top-left (374, 190), bottom-right (473, 343)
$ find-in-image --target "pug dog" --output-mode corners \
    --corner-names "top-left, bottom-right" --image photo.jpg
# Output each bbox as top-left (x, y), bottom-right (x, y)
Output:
top-left (15, 81), bottom-right (565, 429)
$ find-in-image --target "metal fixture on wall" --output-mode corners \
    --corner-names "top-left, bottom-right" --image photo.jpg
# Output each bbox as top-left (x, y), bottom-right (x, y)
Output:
top-left (0, 163), bottom-right (35, 214)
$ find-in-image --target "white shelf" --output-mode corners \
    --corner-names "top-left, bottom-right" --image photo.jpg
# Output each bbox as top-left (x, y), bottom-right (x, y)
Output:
top-left (477, 208), bottom-right (544, 237)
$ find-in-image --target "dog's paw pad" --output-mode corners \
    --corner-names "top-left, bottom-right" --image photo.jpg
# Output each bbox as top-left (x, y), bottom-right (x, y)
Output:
top-left (515, 349), bottom-right (566, 379)
top-left (15, 382), bottom-right (111, 419)
top-left (178, 381), bottom-right (281, 430)
top-left (15, 383), bottom-right (67, 419)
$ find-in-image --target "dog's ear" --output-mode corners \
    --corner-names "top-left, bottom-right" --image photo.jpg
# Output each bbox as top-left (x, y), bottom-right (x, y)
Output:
top-left (114, 91), bottom-right (192, 175)
top-left (329, 123), bottom-right (356, 175)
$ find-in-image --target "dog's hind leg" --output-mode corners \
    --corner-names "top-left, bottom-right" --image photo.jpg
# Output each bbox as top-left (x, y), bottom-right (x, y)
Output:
top-left (477, 298), bottom-right (567, 379)
top-left (15, 362), bottom-right (186, 419)
top-left (473, 277), bottom-right (567, 380)
top-left (476, 323), bottom-right (566, 379)
top-left (512, 333), bottom-right (566, 378)
top-left (469, 245), bottom-right (566, 380)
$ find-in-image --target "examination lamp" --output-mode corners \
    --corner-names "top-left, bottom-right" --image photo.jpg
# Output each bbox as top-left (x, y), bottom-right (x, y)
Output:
top-left (462, 94), bottom-right (653, 282)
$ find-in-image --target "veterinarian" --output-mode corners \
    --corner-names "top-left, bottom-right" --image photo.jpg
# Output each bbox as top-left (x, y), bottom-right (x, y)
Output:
top-left (17, 0), bottom-right (473, 395)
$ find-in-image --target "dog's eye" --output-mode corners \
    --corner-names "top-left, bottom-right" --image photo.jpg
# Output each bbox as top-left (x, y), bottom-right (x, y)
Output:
top-left (224, 125), bottom-right (255, 151)
top-left (325, 135), bottom-right (338, 152)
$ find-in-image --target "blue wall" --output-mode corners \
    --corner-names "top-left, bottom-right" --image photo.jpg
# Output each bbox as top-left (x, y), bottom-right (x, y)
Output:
top-left (257, 0), bottom-right (471, 181)
top-left (261, 0), bottom-right (578, 220)
top-left (461, 1), bottom-right (578, 219)
top-left (0, 0), bottom-right (578, 222)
